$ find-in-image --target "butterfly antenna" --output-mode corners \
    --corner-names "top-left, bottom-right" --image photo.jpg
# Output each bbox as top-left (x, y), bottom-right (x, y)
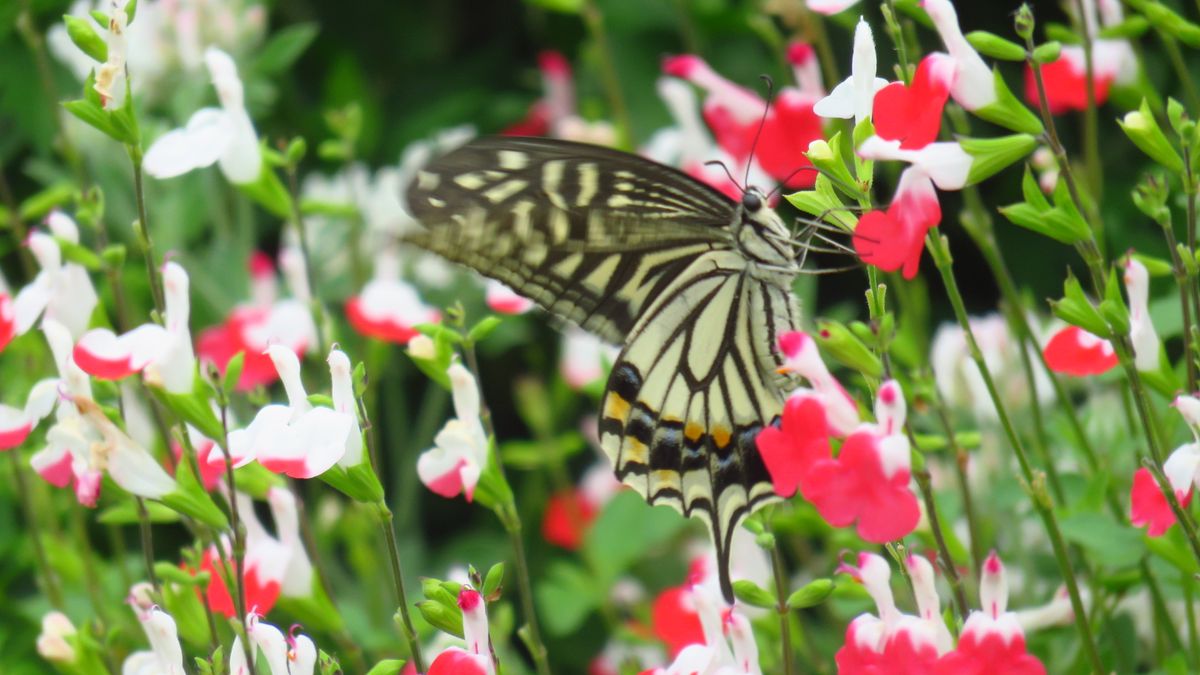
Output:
top-left (704, 159), bottom-right (745, 194)
top-left (744, 75), bottom-right (775, 190)
top-left (766, 166), bottom-right (819, 199)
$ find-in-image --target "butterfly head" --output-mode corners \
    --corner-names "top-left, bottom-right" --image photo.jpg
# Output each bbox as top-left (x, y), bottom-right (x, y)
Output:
top-left (736, 187), bottom-right (796, 271)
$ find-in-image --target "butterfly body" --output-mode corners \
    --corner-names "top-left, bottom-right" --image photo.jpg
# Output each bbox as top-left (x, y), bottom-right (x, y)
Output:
top-left (406, 137), bottom-right (801, 601)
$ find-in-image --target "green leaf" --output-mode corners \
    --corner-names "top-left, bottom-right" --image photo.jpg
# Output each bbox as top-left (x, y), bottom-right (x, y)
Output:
top-left (732, 580), bottom-right (775, 608)
top-left (64, 15), bottom-right (106, 63)
top-left (1059, 513), bottom-right (1145, 568)
top-left (235, 163), bottom-right (290, 217)
top-left (252, 23), bottom-right (320, 74)
top-left (787, 578), bottom-right (835, 609)
top-left (18, 182), bottom-right (76, 221)
top-left (583, 491), bottom-right (687, 583)
top-left (365, 660), bottom-right (407, 675)
top-left (98, 499), bottom-right (181, 524)
top-left (1145, 531), bottom-right (1200, 576)
top-left (55, 236), bottom-right (103, 270)
top-left (63, 98), bottom-right (127, 143)
top-left (154, 388), bottom-right (223, 441)
top-left (222, 352), bottom-right (245, 397)
top-left (483, 562), bottom-right (505, 598)
top-left (534, 561), bottom-right (600, 635)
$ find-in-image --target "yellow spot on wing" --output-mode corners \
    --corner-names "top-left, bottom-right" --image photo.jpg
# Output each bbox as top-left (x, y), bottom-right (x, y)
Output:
top-left (684, 422), bottom-right (704, 443)
top-left (604, 394), bottom-right (631, 423)
top-left (624, 437), bottom-right (648, 464)
top-left (712, 426), bottom-right (731, 449)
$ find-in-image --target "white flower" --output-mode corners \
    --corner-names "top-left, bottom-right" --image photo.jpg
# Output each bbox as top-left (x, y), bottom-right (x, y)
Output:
top-left (1123, 258), bottom-right (1160, 371)
top-left (417, 363), bottom-right (490, 501)
top-left (857, 136), bottom-right (974, 191)
top-left (923, 0), bottom-right (996, 110)
top-left (814, 18), bottom-right (888, 124)
top-left (124, 589), bottom-right (186, 675)
top-left (93, 0), bottom-right (129, 109)
top-left (229, 613), bottom-right (317, 675)
top-left (14, 213), bottom-right (99, 340)
top-left (143, 47), bottom-right (261, 184)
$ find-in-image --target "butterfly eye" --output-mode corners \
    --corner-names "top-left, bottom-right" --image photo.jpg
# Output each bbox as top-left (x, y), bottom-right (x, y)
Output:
top-left (741, 191), bottom-right (762, 213)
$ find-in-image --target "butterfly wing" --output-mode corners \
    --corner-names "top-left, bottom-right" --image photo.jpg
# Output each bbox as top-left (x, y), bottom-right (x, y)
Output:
top-left (404, 137), bottom-right (737, 343)
top-left (599, 249), bottom-right (800, 602)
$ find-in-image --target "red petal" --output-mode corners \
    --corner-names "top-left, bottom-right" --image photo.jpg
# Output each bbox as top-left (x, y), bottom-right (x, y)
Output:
top-left (756, 91), bottom-right (823, 188)
top-left (1024, 59), bottom-right (1112, 116)
top-left (804, 431), bottom-right (919, 543)
top-left (542, 489), bottom-right (597, 550)
top-left (428, 648), bottom-right (491, 675)
top-left (0, 295), bottom-right (14, 353)
top-left (873, 55), bottom-right (953, 150)
top-left (936, 628), bottom-right (1047, 675)
top-left (424, 459), bottom-right (469, 499)
top-left (73, 343), bottom-right (138, 380)
top-left (36, 451), bottom-right (75, 488)
top-left (1130, 467), bottom-right (1190, 537)
top-left (755, 395), bottom-right (831, 497)
top-left (651, 586), bottom-right (704, 657)
top-left (1042, 326), bottom-right (1117, 376)
top-left (0, 420), bottom-right (33, 450)
top-left (346, 296), bottom-right (421, 344)
top-left (502, 102), bottom-right (551, 137)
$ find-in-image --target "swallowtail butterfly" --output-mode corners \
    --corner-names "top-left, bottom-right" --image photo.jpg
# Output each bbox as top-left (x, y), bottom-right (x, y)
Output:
top-left (405, 137), bottom-right (802, 601)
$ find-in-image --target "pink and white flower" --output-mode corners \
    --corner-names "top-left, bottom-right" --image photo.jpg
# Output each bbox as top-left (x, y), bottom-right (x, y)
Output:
top-left (124, 584), bottom-right (186, 675)
top-left (485, 279), bottom-right (534, 315)
top-left (835, 552), bottom-right (940, 673)
top-left (198, 250), bottom-right (316, 391)
top-left (814, 18), bottom-right (888, 125)
top-left (648, 570), bottom-right (762, 674)
top-left (541, 462), bottom-right (621, 550)
top-left (931, 314), bottom-right (1054, 421)
top-left (347, 247), bottom-right (439, 344)
top-left (776, 331), bottom-right (859, 434)
top-left (143, 47), bottom-right (261, 184)
top-left (92, 0), bottom-right (129, 108)
top-left (229, 613), bottom-right (317, 675)
top-left (872, 54), bottom-right (956, 150)
top-left (36, 611), bottom-right (77, 664)
top-left (923, 0), bottom-right (998, 111)
top-left (806, 0), bottom-right (861, 15)
top-left (1042, 326), bottom-right (1117, 376)
top-left (1131, 394), bottom-right (1200, 536)
top-left (428, 588), bottom-right (494, 675)
top-left (73, 261), bottom-right (196, 394)
top-left (13, 213), bottom-right (99, 340)
top-left (934, 553), bottom-right (1047, 675)
top-left (1124, 258), bottom-right (1160, 372)
top-left (418, 363), bottom-right (490, 501)
top-left (503, 51), bottom-right (616, 146)
top-left (559, 327), bottom-right (618, 390)
top-left (852, 167), bottom-right (942, 280)
top-left (218, 346), bottom-right (357, 479)
top-left (1024, 0), bottom-right (1137, 114)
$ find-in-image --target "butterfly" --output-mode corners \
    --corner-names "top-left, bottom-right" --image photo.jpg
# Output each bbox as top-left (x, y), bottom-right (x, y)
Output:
top-left (405, 136), bottom-right (803, 601)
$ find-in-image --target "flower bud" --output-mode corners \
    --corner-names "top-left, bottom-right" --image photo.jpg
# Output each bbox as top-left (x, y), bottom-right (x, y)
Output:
top-left (961, 134), bottom-right (1038, 186)
top-left (1014, 4), bottom-right (1035, 41)
top-left (1031, 42), bottom-right (1061, 64)
top-left (965, 31), bottom-right (1027, 62)
top-left (36, 612), bottom-right (77, 663)
top-left (1120, 100), bottom-right (1184, 173)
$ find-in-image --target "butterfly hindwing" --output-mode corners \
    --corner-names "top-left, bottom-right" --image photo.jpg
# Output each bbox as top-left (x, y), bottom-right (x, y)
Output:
top-left (598, 249), bottom-right (800, 601)
top-left (404, 137), bottom-right (737, 343)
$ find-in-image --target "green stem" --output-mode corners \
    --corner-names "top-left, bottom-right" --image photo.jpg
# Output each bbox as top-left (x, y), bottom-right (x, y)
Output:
top-left (284, 165), bottom-right (329, 356)
top-left (378, 503), bottom-right (426, 672)
top-left (1159, 196), bottom-right (1197, 392)
top-left (912, 465), bottom-right (970, 620)
top-left (128, 148), bottom-right (165, 314)
top-left (932, 398), bottom-right (984, 576)
top-left (582, 0), bottom-right (633, 149)
top-left (216, 400), bottom-right (256, 673)
top-left (498, 505), bottom-right (552, 675)
top-left (1186, 572), bottom-right (1200, 665)
top-left (1183, 147), bottom-right (1200, 378)
top-left (10, 453), bottom-right (65, 609)
top-left (770, 544), bottom-right (796, 675)
top-left (927, 233), bottom-right (1104, 673)
top-left (1072, 0), bottom-right (1103, 199)
top-left (1161, 34), bottom-right (1200, 114)
top-left (135, 498), bottom-right (161, 593)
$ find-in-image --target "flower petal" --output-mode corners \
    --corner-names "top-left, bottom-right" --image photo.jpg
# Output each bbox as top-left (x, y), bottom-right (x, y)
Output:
top-left (143, 108), bottom-right (232, 179)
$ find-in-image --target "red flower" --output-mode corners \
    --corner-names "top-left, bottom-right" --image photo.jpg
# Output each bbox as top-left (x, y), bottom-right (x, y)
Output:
top-left (651, 586), bottom-right (705, 657)
top-left (756, 90), bottom-right (823, 188)
top-left (804, 429), bottom-right (920, 542)
top-left (853, 169), bottom-right (941, 279)
top-left (935, 623), bottom-right (1046, 675)
top-left (755, 394), bottom-right (831, 497)
top-left (428, 649), bottom-right (490, 675)
top-left (542, 489), bottom-right (598, 550)
top-left (1042, 326), bottom-right (1117, 376)
top-left (1023, 51), bottom-right (1113, 115)
top-left (873, 54), bottom-right (955, 150)
top-left (0, 293), bottom-right (14, 353)
top-left (192, 546), bottom-right (281, 618)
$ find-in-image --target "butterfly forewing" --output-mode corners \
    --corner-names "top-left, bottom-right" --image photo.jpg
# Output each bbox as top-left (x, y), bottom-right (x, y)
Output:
top-left (404, 137), bottom-right (802, 602)
top-left (405, 137), bottom-right (737, 343)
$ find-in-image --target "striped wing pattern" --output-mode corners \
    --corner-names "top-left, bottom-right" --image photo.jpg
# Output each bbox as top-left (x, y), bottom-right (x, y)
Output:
top-left (404, 137), bottom-right (736, 344)
top-left (598, 250), bottom-right (799, 601)
top-left (404, 137), bottom-right (801, 602)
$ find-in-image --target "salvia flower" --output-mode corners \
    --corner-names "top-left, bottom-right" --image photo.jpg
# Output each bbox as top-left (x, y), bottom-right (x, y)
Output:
top-left (13, 212), bottom-right (99, 340)
top-left (143, 47), bottom-right (261, 184)
top-left (934, 552), bottom-right (1047, 675)
top-left (74, 261), bottom-right (196, 394)
top-left (852, 167), bottom-right (941, 280)
top-left (418, 363), bottom-right (490, 500)
top-left (1024, 0), bottom-right (1137, 114)
top-left (806, 0), bottom-right (861, 14)
top-left (923, 0), bottom-right (997, 111)
top-left (872, 54), bottom-right (956, 150)
top-left (198, 250), bottom-right (317, 391)
top-left (428, 587), bottom-right (494, 675)
top-left (219, 346), bottom-right (357, 478)
top-left (229, 613), bottom-right (317, 675)
top-left (835, 552), bottom-right (940, 673)
top-left (541, 462), bottom-right (620, 550)
top-left (814, 18), bottom-right (888, 125)
top-left (559, 326), bottom-right (618, 390)
top-left (485, 279), bottom-right (534, 315)
top-left (931, 314), bottom-right (1053, 421)
top-left (93, 0), bottom-right (129, 108)
top-left (1130, 394), bottom-right (1200, 536)
top-left (776, 331), bottom-right (860, 435)
top-left (648, 579), bottom-right (762, 674)
top-left (124, 583), bottom-right (186, 675)
top-left (1124, 258), bottom-right (1160, 372)
top-left (347, 246), bottom-right (439, 344)
top-left (35, 611), bottom-right (77, 664)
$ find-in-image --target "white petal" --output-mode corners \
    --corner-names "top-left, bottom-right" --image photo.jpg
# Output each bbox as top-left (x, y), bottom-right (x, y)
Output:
top-left (13, 277), bottom-right (51, 334)
top-left (49, 265), bottom-right (99, 339)
top-left (143, 108), bottom-right (232, 179)
top-left (108, 435), bottom-right (176, 499)
top-left (218, 111), bottom-right (261, 185)
top-left (805, 0), bottom-right (860, 14)
top-left (812, 78), bottom-right (857, 119)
